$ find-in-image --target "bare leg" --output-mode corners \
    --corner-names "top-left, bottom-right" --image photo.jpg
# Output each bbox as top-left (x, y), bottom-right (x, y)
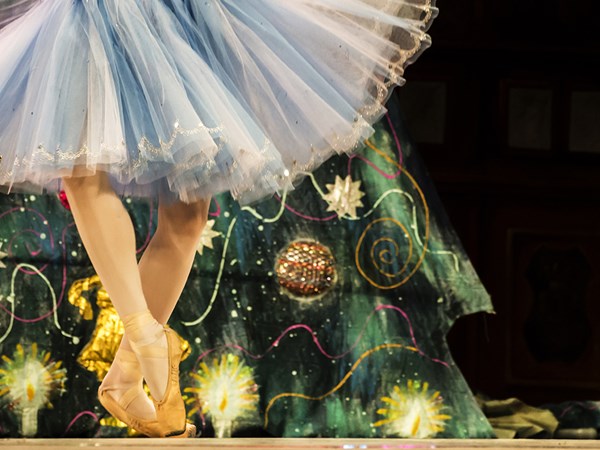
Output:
top-left (62, 172), bottom-right (148, 318)
top-left (140, 198), bottom-right (210, 324)
top-left (62, 173), bottom-right (170, 417)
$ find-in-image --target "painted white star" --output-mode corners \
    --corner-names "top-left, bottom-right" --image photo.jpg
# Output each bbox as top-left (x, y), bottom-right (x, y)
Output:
top-left (322, 175), bottom-right (365, 219)
top-left (0, 243), bottom-right (7, 269)
top-left (196, 220), bottom-right (222, 255)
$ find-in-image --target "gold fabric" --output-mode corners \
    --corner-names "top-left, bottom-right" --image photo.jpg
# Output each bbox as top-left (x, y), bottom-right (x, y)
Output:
top-left (68, 275), bottom-right (191, 381)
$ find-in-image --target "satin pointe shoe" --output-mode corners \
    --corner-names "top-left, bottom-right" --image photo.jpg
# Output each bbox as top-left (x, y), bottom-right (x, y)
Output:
top-left (98, 348), bottom-right (196, 438)
top-left (98, 387), bottom-right (196, 437)
top-left (122, 310), bottom-right (191, 438)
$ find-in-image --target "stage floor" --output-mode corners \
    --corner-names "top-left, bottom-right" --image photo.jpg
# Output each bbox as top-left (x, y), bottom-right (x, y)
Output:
top-left (0, 439), bottom-right (598, 450)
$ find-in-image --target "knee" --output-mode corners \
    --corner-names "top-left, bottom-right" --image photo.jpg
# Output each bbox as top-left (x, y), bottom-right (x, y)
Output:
top-left (157, 199), bottom-right (210, 244)
top-left (62, 172), bottom-right (110, 197)
top-left (177, 209), bottom-right (208, 240)
top-left (62, 175), bottom-right (89, 195)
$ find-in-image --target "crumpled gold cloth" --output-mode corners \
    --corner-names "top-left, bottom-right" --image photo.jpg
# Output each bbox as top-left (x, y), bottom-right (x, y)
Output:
top-left (478, 397), bottom-right (559, 439)
top-left (68, 275), bottom-right (191, 381)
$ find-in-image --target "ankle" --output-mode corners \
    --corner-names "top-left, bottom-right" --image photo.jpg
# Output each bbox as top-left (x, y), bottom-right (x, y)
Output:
top-left (122, 310), bottom-right (164, 349)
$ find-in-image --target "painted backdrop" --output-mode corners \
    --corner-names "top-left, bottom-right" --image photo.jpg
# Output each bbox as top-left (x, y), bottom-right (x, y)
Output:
top-left (0, 98), bottom-right (494, 438)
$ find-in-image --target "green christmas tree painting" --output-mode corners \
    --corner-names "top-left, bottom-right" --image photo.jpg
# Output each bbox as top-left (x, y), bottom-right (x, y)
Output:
top-left (0, 97), bottom-right (494, 438)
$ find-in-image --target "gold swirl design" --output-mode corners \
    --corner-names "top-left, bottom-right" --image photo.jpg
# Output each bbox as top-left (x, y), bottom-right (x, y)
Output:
top-left (371, 221), bottom-right (413, 278)
top-left (355, 143), bottom-right (430, 290)
top-left (264, 343), bottom-right (417, 428)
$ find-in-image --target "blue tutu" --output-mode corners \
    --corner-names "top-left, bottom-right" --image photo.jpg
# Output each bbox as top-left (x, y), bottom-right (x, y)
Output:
top-left (0, 0), bottom-right (436, 204)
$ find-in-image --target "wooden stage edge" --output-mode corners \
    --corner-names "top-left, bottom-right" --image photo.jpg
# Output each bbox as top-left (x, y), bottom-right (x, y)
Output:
top-left (0, 439), bottom-right (599, 450)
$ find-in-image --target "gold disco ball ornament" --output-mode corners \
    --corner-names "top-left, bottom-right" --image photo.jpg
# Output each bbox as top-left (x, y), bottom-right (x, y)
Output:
top-left (275, 239), bottom-right (338, 302)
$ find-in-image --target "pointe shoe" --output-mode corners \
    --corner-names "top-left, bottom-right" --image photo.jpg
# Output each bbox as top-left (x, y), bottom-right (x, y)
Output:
top-left (150, 326), bottom-right (188, 437)
top-left (98, 347), bottom-right (195, 438)
top-left (98, 385), bottom-right (196, 438)
top-left (122, 310), bottom-right (190, 438)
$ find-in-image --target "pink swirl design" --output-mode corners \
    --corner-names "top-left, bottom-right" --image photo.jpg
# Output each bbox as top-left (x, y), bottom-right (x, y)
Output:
top-left (196, 304), bottom-right (448, 368)
top-left (347, 114), bottom-right (404, 180)
top-left (63, 411), bottom-right (99, 436)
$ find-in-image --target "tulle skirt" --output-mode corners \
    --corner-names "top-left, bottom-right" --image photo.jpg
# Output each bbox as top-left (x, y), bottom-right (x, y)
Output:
top-left (0, 0), bottom-right (436, 204)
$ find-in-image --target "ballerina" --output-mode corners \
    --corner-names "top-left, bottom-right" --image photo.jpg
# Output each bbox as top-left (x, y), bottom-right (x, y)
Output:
top-left (0, 0), bottom-right (436, 438)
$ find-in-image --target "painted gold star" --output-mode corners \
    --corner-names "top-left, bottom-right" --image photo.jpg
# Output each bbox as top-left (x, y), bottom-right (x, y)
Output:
top-left (322, 175), bottom-right (365, 219)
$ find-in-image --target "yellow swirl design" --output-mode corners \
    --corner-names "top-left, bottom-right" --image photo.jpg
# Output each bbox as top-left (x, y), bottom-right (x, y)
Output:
top-left (264, 343), bottom-right (418, 428)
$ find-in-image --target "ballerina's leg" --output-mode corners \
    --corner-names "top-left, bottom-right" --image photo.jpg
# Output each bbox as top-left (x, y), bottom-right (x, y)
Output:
top-left (138, 197), bottom-right (210, 325)
top-left (61, 172), bottom-right (178, 427)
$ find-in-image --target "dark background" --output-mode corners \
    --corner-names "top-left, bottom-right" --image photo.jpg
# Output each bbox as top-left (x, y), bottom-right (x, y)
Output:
top-left (396, 0), bottom-right (600, 405)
